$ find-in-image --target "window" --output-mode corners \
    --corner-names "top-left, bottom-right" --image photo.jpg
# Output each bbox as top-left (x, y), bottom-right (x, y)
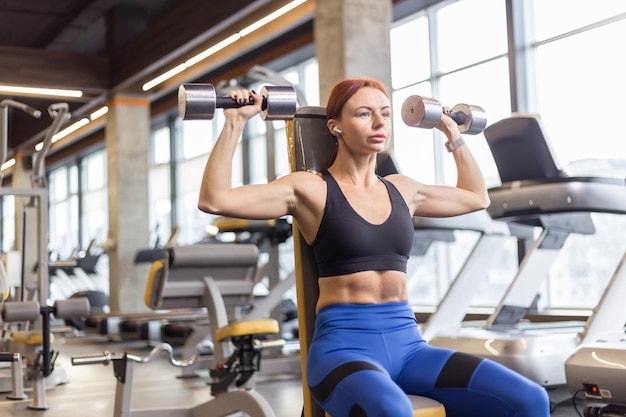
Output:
top-left (48, 164), bottom-right (80, 259)
top-left (436, 0), bottom-right (507, 73)
top-left (149, 124), bottom-right (173, 247)
top-left (1, 195), bottom-right (15, 252)
top-left (390, 0), bottom-right (626, 311)
top-left (391, 15), bottom-right (430, 91)
top-left (533, 16), bottom-right (626, 171)
top-left (532, 0), bottom-right (626, 42)
top-left (81, 150), bottom-right (108, 250)
top-left (391, 0), bottom-right (510, 306)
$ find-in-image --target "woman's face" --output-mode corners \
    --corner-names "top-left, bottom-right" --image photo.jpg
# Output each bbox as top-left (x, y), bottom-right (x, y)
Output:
top-left (337, 87), bottom-right (392, 154)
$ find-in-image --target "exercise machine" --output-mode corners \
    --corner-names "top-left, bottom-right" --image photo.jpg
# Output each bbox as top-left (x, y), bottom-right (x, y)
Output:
top-left (0, 101), bottom-right (92, 406)
top-left (72, 242), bottom-right (282, 417)
top-left (564, 252), bottom-right (626, 416)
top-left (156, 241), bottom-right (299, 379)
top-left (286, 106), bottom-right (445, 417)
top-left (416, 209), bottom-right (519, 342)
top-left (82, 227), bottom-right (185, 340)
top-left (1, 297), bottom-right (89, 409)
top-left (428, 114), bottom-right (626, 407)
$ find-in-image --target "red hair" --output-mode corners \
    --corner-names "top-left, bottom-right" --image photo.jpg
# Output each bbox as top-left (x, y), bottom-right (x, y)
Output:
top-left (323, 78), bottom-right (390, 169)
top-left (326, 78), bottom-right (390, 120)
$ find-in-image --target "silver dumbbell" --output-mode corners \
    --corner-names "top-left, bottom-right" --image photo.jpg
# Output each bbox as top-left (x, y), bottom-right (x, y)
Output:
top-left (178, 84), bottom-right (297, 121)
top-left (401, 95), bottom-right (487, 135)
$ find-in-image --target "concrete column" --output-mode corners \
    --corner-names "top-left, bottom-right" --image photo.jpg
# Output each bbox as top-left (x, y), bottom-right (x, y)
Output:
top-left (105, 95), bottom-right (150, 313)
top-left (314, 0), bottom-right (393, 103)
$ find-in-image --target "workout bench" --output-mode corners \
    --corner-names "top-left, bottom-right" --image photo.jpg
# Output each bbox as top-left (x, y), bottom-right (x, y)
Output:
top-left (286, 106), bottom-right (446, 417)
top-left (73, 242), bottom-right (282, 417)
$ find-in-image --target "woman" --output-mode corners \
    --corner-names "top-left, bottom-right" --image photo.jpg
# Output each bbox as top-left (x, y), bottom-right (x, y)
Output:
top-left (198, 78), bottom-right (550, 417)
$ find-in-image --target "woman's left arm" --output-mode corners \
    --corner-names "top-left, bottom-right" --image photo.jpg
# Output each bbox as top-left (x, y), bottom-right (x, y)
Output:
top-left (393, 111), bottom-right (490, 217)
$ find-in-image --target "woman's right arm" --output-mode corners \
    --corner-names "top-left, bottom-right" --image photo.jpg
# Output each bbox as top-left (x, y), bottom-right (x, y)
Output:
top-left (197, 89), bottom-right (306, 221)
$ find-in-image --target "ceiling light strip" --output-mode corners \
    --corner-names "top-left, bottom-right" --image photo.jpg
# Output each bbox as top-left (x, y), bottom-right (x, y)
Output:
top-left (0, 85), bottom-right (83, 98)
top-left (239, 0), bottom-right (306, 36)
top-left (142, 0), bottom-right (307, 91)
top-left (1, 158), bottom-right (15, 171)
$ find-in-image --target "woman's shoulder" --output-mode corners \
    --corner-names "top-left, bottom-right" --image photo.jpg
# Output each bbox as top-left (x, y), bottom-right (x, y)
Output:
top-left (382, 173), bottom-right (419, 188)
top-left (279, 170), bottom-right (326, 192)
top-left (382, 173), bottom-right (422, 200)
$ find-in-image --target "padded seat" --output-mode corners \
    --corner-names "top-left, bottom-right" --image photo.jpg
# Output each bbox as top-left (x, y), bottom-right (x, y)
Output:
top-left (144, 244), bottom-right (260, 311)
top-left (407, 396), bottom-right (446, 417)
top-left (12, 331), bottom-right (53, 345)
top-left (214, 318), bottom-right (279, 343)
top-left (325, 395), bottom-right (445, 417)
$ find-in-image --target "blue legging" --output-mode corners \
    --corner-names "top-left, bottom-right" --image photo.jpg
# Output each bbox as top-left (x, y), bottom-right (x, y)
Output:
top-left (306, 302), bottom-right (550, 417)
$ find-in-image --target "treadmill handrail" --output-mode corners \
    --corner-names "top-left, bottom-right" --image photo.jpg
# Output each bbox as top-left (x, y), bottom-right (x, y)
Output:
top-left (487, 178), bottom-right (626, 220)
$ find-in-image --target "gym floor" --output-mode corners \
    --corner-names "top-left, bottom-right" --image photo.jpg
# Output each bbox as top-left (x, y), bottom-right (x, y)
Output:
top-left (0, 332), bottom-right (585, 417)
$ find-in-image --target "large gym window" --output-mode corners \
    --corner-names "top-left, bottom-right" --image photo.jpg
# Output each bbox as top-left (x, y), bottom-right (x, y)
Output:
top-left (390, 0), bottom-right (626, 311)
top-left (48, 164), bottom-right (80, 260)
top-left (148, 123), bottom-right (173, 247)
top-left (1, 195), bottom-right (15, 253)
top-left (81, 150), bottom-right (108, 252)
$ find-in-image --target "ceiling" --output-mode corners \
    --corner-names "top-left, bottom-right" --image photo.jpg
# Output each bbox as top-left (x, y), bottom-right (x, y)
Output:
top-left (0, 0), bottom-right (314, 157)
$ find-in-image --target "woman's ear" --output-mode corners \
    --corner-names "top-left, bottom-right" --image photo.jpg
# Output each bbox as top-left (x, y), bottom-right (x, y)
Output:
top-left (328, 120), bottom-right (342, 136)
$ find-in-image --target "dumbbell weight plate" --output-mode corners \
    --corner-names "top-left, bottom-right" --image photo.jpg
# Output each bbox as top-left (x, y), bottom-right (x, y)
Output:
top-left (451, 103), bottom-right (488, 135)
top-left (259, 86), bottom-right (297, 120)
top-left (178, 83), bottom-right (216, 120)
top-left (401, 95), bottom-right (442, 129)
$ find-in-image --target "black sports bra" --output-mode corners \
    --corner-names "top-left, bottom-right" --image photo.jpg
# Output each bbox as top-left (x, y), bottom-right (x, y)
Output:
top-left (311, 170), bottom-right (414, 277)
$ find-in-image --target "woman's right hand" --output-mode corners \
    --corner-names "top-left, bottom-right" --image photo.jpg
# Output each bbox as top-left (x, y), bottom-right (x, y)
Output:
top-left (436, 106), bottom-right (462, 140)
top-left (225, 89), bottom-right (264, 120)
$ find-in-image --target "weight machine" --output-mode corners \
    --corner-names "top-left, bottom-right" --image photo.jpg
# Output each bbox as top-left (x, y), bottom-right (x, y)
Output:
top-left (72, 243), bottom-right (282, 417)
top-left (0, 100), bottom-right (91, 409)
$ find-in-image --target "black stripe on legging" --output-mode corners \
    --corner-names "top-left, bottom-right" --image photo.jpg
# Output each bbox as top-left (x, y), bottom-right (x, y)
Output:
top-left (310, 361), bottom-right (382, 402)
top-left (434, 352), bottom-right (483, 389)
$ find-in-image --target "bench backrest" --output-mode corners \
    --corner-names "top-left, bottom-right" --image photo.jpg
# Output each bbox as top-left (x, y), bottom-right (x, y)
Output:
top-left (286, 106), bottom-right (335, 417)
top-left (144, 243), bottom-right (259, 310)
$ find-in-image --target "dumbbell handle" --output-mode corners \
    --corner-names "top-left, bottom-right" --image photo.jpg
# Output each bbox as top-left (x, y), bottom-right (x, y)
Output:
top-left (447, 109), bottom-right (467, 126)
top-left (215, 96), bottom-right (268, 111)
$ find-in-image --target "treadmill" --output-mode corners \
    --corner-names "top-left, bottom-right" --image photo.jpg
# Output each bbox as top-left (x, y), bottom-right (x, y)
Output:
top-left (428, 114), bottom-right (626, 404)
top-left (565, 251), bottom-right (626, 415)
top-left (414, 210), bottom-right (517, 342)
